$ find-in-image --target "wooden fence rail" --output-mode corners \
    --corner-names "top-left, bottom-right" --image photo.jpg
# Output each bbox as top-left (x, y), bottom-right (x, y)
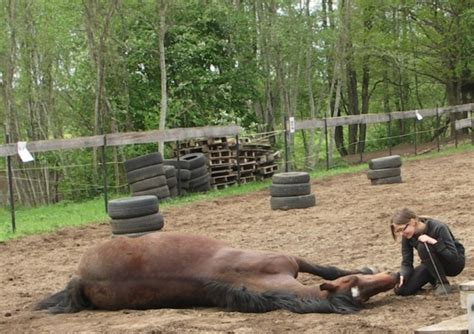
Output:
top-left (0, 104), bottom-right (472, 158)
top-left (0, 125), bottom-right (242, 158)
top-left (295, 103), bottom-right (473, 130)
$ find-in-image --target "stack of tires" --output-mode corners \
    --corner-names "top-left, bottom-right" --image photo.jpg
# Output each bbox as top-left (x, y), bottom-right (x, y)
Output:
top-left (107, 195), bottom-right (164, 238)
top-left (163, 165), bottom-right (179, 198)
top-left (164, 153), bottom-right (211, 193)
top-left (270, 172), bottom-right (316, 210)
top-left (367, 155), bottom-right (402, 185)
top-left (125, 153), bottom-right (170, 201)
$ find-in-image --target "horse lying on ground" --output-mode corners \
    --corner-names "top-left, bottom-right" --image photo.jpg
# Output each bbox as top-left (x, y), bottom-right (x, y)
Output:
top-left (35, 232), bottom-right (397, 314)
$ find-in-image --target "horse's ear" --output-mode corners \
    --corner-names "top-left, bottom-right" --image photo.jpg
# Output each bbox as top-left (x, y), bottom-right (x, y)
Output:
top-left (320, 282), bottom-right (336, 291)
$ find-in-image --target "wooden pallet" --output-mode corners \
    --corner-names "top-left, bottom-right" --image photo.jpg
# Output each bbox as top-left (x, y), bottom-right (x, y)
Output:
top-left (259, 164), bottom-right (278, 175)
top-left (213, 181), bottom-right (237, 190)
top-left (214, 174), bottom-right (237, 184)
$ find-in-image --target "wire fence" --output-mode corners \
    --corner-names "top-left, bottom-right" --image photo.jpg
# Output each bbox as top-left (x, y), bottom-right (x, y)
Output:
top-left (1, 106), bottom-right (473, 214)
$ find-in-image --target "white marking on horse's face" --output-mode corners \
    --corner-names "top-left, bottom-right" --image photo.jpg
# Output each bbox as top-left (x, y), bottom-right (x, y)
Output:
top-left (351, 286), bottom-right (360, 298)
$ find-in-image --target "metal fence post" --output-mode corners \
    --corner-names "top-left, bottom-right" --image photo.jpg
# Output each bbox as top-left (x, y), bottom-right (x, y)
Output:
top-left (6, 134), bottom-right (16, 232)
top-left (176, 140), bottom-right (181, 195)
top-left (324, 118), bottom-right (329, 171)
top-left (101, 137), bottom-right (108, 213)
top-left (388, 113), bottom-right (392, 156)
top-left (414, 118), bottom-right (418, 156)
top-left (284, 116), bottom-right (289, 172)
top-left (436, 106), bottom-right (440, 152)
top-left (236, 134), bottom-right (241, 185)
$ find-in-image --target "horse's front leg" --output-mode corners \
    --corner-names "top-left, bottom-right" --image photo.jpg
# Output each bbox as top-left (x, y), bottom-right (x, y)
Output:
top-left (294, 257), bottom-right (375, 280)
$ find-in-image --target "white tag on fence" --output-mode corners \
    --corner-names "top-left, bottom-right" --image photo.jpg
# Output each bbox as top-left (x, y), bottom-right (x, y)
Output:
top-left (17, 141), bottom-right (35, 162)
top-left (415, 110), bottom-right (423, 121)
top-left (289, 117), bottom-right (295, 133)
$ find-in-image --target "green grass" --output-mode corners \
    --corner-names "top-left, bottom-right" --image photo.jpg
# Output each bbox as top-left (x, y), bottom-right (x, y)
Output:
top-left (1, 143), bottom-right (472, 242)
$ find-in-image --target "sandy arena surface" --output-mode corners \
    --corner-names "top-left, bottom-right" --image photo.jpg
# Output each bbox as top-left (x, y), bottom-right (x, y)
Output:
top-left (1, 150), bottom-right (473, 333)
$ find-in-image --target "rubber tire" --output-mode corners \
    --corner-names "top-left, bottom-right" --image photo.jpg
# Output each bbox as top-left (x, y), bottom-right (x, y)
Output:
top-left (270, 194), bottom-right (316, 210)
top-left (272, 172), bottom-right (310, 185)
top-left (166, 176), bottom-right (177, 188)
top-left (111, 230), bottom-right (160, 238)
top-left (110, 212), bottom-right (164, 234)
top-left (177, 169), bottom-right (191, 181)
top-left (188, 174), bottom-right (210, 188)
top-left (108, 196), bottom-right (158, 219)
top-left (126, 164), bottom-right (165, 184)
top-left (180, 153), bottom-right (207, 169)
top-left (368, 155), bottom-right (402, 169)
top-left (367, 167), bottom-right (401, 180)
top-left (191, 181), bottom-right (211, 192)
top-left (129, 175), bottom-right (167, 193)
top-left (371, 175), bottom-right (402, 185)
top-left (169, 186), bottom-right (178, 197)
top-left (124, 153), bottom-right (163, 172)
top-left (133, 185), bottom-right (170, 199)
top-left (163, 165), bottom-right (176, 178)
top-left (270, 183), bottom-right (311, 197)
top-left (189, 165), bottom-right (208, 179)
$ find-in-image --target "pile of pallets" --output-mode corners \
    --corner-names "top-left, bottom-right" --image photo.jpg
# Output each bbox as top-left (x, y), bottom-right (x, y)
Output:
top-left (171, 136), bottom-right (279, 189)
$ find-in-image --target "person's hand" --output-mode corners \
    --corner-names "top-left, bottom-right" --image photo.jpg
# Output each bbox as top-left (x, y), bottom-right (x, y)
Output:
top-left (418, 234), bottom-right (437, 245)
top-left (398, 275), bottom-right (404, 288)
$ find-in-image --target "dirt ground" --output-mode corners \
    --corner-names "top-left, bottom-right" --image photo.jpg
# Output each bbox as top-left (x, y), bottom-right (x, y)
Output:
top-left (1, 150), bottom-right (473, 333)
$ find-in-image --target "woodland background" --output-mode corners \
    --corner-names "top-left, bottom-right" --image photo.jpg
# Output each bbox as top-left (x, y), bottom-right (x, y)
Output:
top-left (0, 0), bottom-right (473, 206)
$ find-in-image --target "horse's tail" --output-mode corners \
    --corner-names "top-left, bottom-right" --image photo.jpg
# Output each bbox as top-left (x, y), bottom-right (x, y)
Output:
top-left (204, 281), bottom-right (361, 314)
top-left (34, 277), bottom-right (92, 314)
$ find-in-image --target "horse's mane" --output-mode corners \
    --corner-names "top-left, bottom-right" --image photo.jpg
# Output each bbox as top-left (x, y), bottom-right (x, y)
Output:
top-left (204, 281), bottom-right (362, 314)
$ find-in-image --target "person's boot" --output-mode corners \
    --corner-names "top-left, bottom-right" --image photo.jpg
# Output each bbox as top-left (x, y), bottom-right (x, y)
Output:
top-left (433, 281), bottom-right (452, 296)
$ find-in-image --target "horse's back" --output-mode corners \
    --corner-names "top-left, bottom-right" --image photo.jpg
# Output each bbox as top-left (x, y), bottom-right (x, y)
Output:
top-left (78, 232), bottom-right (227, 280)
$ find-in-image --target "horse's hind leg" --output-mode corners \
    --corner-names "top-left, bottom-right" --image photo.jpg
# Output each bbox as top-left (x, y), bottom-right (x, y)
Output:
top-left (295, 258), bottom-right (374, 280)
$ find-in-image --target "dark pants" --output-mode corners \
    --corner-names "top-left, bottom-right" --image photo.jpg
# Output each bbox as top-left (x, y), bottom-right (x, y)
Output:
top-left (395, 243), bottom-right (465, 296)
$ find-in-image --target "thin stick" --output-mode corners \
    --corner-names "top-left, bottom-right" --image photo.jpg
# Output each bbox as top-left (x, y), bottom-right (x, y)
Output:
top-left (424, 242), bottom-right (448, 297)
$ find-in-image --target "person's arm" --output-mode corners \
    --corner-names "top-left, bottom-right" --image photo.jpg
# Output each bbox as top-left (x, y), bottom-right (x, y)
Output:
top-left (431, 223), bottom-right (460, 262)
top-left (399, 238), bottom-right (414, 280)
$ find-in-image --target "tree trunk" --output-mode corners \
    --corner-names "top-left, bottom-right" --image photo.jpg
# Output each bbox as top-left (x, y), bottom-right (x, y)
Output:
top-left (157, 0), bottom-right (168, 155)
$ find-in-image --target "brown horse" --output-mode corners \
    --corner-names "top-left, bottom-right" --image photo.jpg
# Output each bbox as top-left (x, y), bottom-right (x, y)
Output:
top-left (35, 232), bottom-right (397, 314)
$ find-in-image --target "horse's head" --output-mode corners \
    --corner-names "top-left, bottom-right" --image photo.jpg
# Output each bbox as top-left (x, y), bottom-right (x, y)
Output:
top-left (320, 271), bottom-right (398, 303)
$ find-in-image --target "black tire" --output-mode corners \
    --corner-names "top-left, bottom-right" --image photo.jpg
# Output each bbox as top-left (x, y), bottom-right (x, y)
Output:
top-left (367, 167), bottom-right (401, 180)
top-left (270, 194), bottom-right (316, 210)
top-left (180, 153), bottom-right (207, 169)
top-left (189, 165), bottom-right (208, 179)
top-left (191, 181), bottom-right (211, 192)
top-left (108, 196), bottom-right (158, 219)
top-left (163, 165), bottom-right (176, 178)
top-left (133, 185), bottom-right (170, 199)
top-left (110, 212), bottom-right (164, 234)
top-left (169, 186), bottom-right (178, 197)
top-left (188, 173), bottom-right (210, 188)
top-left (129, 175), bottom-right (167, 193)
top-left (112, 230), bottom-right (161, 238)
top-left (126, 164), bottom-right (165, 184)
top-left (124, 153), bottom-right (163, 173)
top-left (272, 172), bottom-right (310, 185)
top-left (166, 176), bottom-right (177, 188)
top-left (179, 180), bottom-right (190, 189)
top-left (368, 155), bottom-right (402, 170)
top-left (178, 169), bottom-right (191, 180)
top-left (371, 175), bottom-right (402, 185)
top-left (270, 183), bottom-right (311, 197)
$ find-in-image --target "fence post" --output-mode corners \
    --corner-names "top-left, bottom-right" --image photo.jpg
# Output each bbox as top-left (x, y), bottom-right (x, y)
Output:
top-left (454, 114), bottom-right (459, 148)
top-left (471, 109), bottom-right (473, 146)
top-left (176, 139), bottom-right (181, 195)
top-left (236, 134), bottom-right (241, 185)
top-left (414, 118), bottom-right (418, 156)
top-left (388, 113), bottom-right (392, 156)
top-left (101, 137), bottom-right (108, 213)
top-left (284, 116), bottom-right (289, 172)
top-left (324, 118), bottom-right (329, 171)
top-left (6, 134), bottom-right (16, 233)
top-left (436, 106), bottom-right (440, 152)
